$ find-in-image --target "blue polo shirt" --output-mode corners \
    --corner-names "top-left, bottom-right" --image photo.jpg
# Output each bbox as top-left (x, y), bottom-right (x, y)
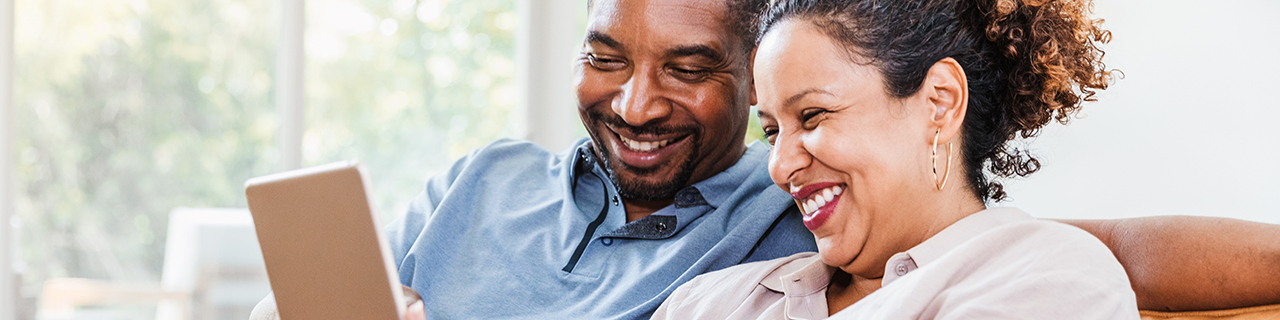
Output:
top-left (385, 138), bottom-right (817, 319)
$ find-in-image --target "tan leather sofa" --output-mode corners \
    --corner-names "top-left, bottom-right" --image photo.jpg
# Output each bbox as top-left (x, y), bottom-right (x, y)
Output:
top-left (1141, 304), bottom-right (1280, 320)
top-left (1065, 216), bottom-right (1280, 319)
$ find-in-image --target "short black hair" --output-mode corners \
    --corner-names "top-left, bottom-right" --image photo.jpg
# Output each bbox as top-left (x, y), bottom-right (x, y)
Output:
top-left (586, 0), bottom-right (771, 55)
top-left (724, 0), bottom-right (770, 55)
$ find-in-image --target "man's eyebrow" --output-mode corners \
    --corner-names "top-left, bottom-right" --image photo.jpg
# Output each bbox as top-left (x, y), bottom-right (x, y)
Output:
top-left (666, 44), bottom-right (724, 62)
top-left (785, 88), bottom-right (834, 106)
top-left (585, 31), bottom-right (622, 49)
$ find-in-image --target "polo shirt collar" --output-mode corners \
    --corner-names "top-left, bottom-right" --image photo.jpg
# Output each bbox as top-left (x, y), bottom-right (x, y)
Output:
top-left (576, 140), bottom-right (773, 240)
top-left (574, 140), bottom-right (772, 210)
top-left (683, 141), bottom-right (772, 209)
top-left (882, 207), bottom-right (1033, 286)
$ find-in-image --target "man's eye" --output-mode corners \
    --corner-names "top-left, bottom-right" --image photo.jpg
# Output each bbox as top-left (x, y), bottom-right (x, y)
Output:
top-left (586, 53), bottom-right (625, 71)
top-left (669, 67), bottom-right (710, 82)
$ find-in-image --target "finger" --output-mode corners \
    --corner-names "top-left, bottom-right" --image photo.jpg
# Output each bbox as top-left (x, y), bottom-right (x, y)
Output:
top-left (404, 300), bottom-right (426, 320)
top-left (401, 284), bottom-right (423, 306)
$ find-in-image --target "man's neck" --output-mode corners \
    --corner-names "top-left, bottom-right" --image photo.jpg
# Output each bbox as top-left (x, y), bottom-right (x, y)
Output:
top-left (622, 196), bottom-right (673, 222)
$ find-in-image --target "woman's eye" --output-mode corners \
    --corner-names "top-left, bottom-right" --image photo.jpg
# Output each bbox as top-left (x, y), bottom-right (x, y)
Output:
top-left (800, 109), bottom-right (826, 129)
top-left (762, 127), bottom-right (779, 145)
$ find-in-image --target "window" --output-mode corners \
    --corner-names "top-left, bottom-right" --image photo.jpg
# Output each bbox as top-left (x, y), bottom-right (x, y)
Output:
top-left (5, 0), bottom-right (559, 318)
top-left (305, 0), bottom-right (518, 220)
top-left (14, 0), bottom-right (276, 317)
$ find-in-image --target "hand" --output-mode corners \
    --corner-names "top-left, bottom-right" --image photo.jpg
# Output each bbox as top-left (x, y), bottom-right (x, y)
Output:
top-left (402, 284), bottom-right (426, 320)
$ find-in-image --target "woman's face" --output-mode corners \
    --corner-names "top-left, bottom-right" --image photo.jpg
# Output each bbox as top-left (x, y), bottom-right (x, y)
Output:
top-left (755, 20), bottom-right (944, 276)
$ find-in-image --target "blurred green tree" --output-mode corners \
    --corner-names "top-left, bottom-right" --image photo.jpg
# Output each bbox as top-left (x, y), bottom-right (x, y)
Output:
top-left (13, 0), bottom-right (519, 314)
top-left (16, 0), bottom-right (276, 287)
top-left (305, 0), bottom-right (517, 221)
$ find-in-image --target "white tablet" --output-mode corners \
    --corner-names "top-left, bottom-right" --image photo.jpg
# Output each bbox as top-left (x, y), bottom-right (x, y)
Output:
top-left (245, 160), bottom-right (405, 320)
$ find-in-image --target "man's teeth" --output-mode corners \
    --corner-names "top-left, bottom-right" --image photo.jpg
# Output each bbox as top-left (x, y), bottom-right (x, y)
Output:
top-left (619, 136), bottom-right (673, 152)
top-left (800, 185), bottom-right (843, 215)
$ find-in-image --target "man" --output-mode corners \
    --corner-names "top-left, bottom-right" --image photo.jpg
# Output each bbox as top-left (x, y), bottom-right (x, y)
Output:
top-left (254, 0), bottom-right (1280, 318)
top-left (255, 0), bottom-right (813, 318)
top-left (383, 0), bottom-right (812, 318)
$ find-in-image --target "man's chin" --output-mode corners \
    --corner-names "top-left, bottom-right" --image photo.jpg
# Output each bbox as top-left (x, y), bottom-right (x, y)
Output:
top-left (607, 165), bottom-right (687, 201)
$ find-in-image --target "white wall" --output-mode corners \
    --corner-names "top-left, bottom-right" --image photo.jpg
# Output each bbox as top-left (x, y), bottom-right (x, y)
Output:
top-left (1000, 0), bottom-right (1280, 223)
top-left (518, 0), bottom-right (587, 152)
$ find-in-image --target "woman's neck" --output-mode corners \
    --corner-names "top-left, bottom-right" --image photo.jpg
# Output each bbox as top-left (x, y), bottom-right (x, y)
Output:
top-left (826, 269), bottom-right (884, 316)
top-left (824, 190), bottom-right (985, 315)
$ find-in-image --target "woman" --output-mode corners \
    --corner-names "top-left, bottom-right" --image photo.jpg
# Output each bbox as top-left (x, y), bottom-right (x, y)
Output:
top-left (653, 0), bottom-right (1136, 318)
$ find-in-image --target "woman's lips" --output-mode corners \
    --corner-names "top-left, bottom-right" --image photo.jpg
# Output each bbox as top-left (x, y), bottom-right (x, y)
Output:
top-left (790, 183), bottom-right (844, 230)
top-left (802, 194), bottom-right (839, 230)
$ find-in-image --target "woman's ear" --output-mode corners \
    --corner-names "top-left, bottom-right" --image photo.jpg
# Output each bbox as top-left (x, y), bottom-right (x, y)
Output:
top-left (923, 57), bottom-right (969, 144)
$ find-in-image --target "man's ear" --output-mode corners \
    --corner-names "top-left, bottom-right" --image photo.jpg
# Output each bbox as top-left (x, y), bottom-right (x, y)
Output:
top-left (923, 57), bottom-right (968, 144)
top-left (750, 81), bottom-right (758, 107)
top-left (748, 48), bottom-right (759, 106)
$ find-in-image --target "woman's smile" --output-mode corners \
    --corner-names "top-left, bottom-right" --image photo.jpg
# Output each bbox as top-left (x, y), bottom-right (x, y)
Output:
top-left (790, 182), bottom-right (845, 230)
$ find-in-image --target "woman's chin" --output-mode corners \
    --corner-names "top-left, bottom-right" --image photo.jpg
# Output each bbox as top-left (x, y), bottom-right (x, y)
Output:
top-left (816, 236), bottom-right (858, 268)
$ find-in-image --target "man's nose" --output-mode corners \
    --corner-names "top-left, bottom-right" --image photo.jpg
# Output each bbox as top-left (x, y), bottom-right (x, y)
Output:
top-left (611, 69), bottom-right (672, 127)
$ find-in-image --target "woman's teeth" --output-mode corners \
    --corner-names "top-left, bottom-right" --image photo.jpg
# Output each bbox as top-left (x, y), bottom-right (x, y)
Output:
top-left (801, 186), bottom-right (843, 215)
top-left (619, 136), bottom-right (673, 152)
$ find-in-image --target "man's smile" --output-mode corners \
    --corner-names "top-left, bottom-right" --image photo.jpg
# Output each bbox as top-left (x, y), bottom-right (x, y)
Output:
top-left (608, 127), bottom-right (692, 169)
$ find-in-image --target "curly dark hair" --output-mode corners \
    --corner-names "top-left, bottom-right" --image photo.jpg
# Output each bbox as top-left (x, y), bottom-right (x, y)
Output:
top-left (760, 0), bottom-right (1117, 202)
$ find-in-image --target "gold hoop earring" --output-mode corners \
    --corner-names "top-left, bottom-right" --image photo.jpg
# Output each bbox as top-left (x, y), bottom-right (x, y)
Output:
top-left (932, 128), bottom-right (953, 191)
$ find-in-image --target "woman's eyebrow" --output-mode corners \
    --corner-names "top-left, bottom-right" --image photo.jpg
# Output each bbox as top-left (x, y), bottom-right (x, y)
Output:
top-left (785, 88), bottom-right (834, 106)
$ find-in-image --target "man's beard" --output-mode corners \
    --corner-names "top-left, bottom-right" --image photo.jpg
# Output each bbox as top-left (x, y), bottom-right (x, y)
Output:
top-left (587, 109), bottom-right (702, 201)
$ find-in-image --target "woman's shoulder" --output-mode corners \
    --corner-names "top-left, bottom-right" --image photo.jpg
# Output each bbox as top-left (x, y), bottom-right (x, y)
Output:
top-left (876, 212), bottom-right (1139, 319)
top-left (917, 209), bottom-right (1134, 295)
top-left (997, 217), bottom-right (1118, 257)
top-left (945, 213), bottom-right (1136, 300)
top-left (961, 215), bottom-right (1124, 270)
top-left (929, 208), bottom-right (1120, 268)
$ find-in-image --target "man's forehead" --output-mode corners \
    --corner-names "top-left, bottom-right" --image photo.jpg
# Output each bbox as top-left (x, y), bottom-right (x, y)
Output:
top-left (586, 0), bottom-right (737, 53)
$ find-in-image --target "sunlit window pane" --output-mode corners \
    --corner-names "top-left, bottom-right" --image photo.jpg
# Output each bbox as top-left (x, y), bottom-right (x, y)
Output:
top-left (15, 0), bottom-right (276, 317)
top-left (305, 0), bottom-right (517, 220)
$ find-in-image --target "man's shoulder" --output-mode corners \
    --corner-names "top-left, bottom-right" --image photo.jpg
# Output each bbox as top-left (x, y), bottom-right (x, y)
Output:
top-left (448, 138), bottom-right (588, 175)
top-left (464, 137), bottom-right (580, 163)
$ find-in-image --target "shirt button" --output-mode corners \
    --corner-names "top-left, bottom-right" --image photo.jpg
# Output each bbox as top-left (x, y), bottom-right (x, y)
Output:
top-left (611, 196), bottom-right (619, 206)
top-left (601, 238), bottom-right (613, 246)
top-left (895, 263), bottom-right (908, 276)
top-left (655, 222), bottom-right (668, 232)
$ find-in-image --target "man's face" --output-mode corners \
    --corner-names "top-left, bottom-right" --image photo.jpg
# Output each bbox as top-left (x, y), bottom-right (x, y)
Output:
top-left (575, 0), bottom-right (753, 201)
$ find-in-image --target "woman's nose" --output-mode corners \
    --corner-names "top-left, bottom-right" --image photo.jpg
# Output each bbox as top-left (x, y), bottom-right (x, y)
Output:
top-left (770, 131), bottom-right (812, 183)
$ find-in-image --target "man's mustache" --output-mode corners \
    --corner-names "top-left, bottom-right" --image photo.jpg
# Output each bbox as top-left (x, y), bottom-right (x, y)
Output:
top-left (586, 109), bottom-right (700, 137)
